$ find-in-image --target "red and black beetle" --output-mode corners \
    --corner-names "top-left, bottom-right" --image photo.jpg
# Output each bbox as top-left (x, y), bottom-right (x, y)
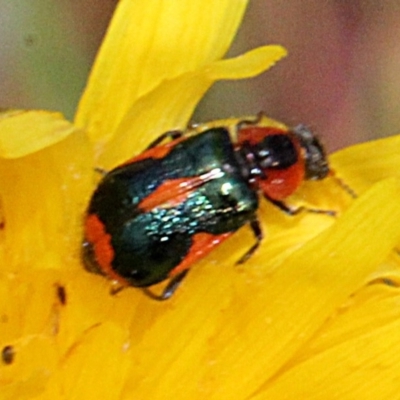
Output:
top-left (83, 115), bottom-right (329, 300)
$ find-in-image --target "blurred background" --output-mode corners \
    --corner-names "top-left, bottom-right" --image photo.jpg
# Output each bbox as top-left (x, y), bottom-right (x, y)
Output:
top-left (1, 0), bottom-right (399, 151)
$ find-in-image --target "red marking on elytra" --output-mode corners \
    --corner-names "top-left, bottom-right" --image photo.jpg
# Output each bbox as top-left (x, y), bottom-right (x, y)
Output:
top-left (169, 232), bottom-right (232, 277)
top-left (139, 178), bottom-right (195, 211)
top-left (122, 137), bottom-right (186, 164)
top-left (84, 214), bottom-right (128, 285)
top-left (139, 169), bottom-right (223, 212)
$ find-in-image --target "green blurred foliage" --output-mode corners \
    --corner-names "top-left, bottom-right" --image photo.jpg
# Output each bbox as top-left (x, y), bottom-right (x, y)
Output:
top-left (0, 0), bottom-right (116, 119)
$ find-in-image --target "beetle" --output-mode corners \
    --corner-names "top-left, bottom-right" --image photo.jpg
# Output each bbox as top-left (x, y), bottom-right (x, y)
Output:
top-left (82, 115), bottom-right (329, 300)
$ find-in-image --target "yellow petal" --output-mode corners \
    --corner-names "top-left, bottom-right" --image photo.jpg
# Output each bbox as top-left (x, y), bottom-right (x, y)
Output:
top-left (331, 133), bottom-right (400, 194)
top-left (0, 117), bottom-right (92, 271)
top-left (60, 322), bottom-right (131, 400)
top-left (371, 252), bottom-right (400, 283)
top-left (0, 110), bottom-right (77, 158)
top-left (207, 45), bottom-right (286, 80)
top-left (0, 271), bottom-right (60, 398)
top-left (293, 284), bottom-right (400, 364)
top-left (99, 45), bottom-right (286, 167)
top-left (114, 178), bottom-right (400, 400)
top-left (75, 0), bottom-right (249, 142)
top-left (254, 285), bottom-right (400, 400)
top-left (1, 335), bottom-right (56, 400)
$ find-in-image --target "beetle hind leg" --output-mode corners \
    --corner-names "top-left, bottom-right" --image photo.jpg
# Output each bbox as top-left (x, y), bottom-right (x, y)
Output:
top-left (142, 270), bottom-right (189, 301)
top-left (236, 218), bottom-right (263, 264)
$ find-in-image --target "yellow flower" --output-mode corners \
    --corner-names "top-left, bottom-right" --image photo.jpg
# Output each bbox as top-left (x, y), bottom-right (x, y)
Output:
top-left (1, 1), bottom-right (400, 400)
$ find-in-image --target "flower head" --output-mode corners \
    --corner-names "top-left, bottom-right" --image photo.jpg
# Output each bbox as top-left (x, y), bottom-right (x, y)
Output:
top-left (2, 1), bottom-right (400, 399)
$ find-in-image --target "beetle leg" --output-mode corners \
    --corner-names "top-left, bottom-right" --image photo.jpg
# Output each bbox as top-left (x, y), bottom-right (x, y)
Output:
top-left (266, 196), bottom-right (302, 215)
top-left (109, 281), bottom-right (126, 295)
top-left (233, 112), bottom-right (266, 138)
top-left (236, 218), bottom-right (263, 264)
top-left (142, 270), bottom-right (189, 301)
top-left (232, 112), bottom-right (265, 141)
top-left (145, 130), bottom-right (184, 149)
top-left (94, 167), bottom-right (109, 176)
top-left (236, 112), bottom-right (265, 130)
top-left (265, 195), bottom-right (336, 217)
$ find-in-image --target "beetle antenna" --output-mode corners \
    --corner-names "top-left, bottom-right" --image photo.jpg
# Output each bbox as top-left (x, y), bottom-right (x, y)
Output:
top-left (329, 169), bottom-right (358, 199)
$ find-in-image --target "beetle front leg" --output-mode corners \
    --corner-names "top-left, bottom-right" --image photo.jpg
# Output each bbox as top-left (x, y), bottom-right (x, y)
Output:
top-left (265, 195), bottom-right (336, 217)
top-left (266, 196), bottom-right (302, 215)
top-left (145, 130), bottom-right (184, 149)
top-left (236, 217), bottom-right (263, 264)
top-left (235, 112), bottom-right (265, 131)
